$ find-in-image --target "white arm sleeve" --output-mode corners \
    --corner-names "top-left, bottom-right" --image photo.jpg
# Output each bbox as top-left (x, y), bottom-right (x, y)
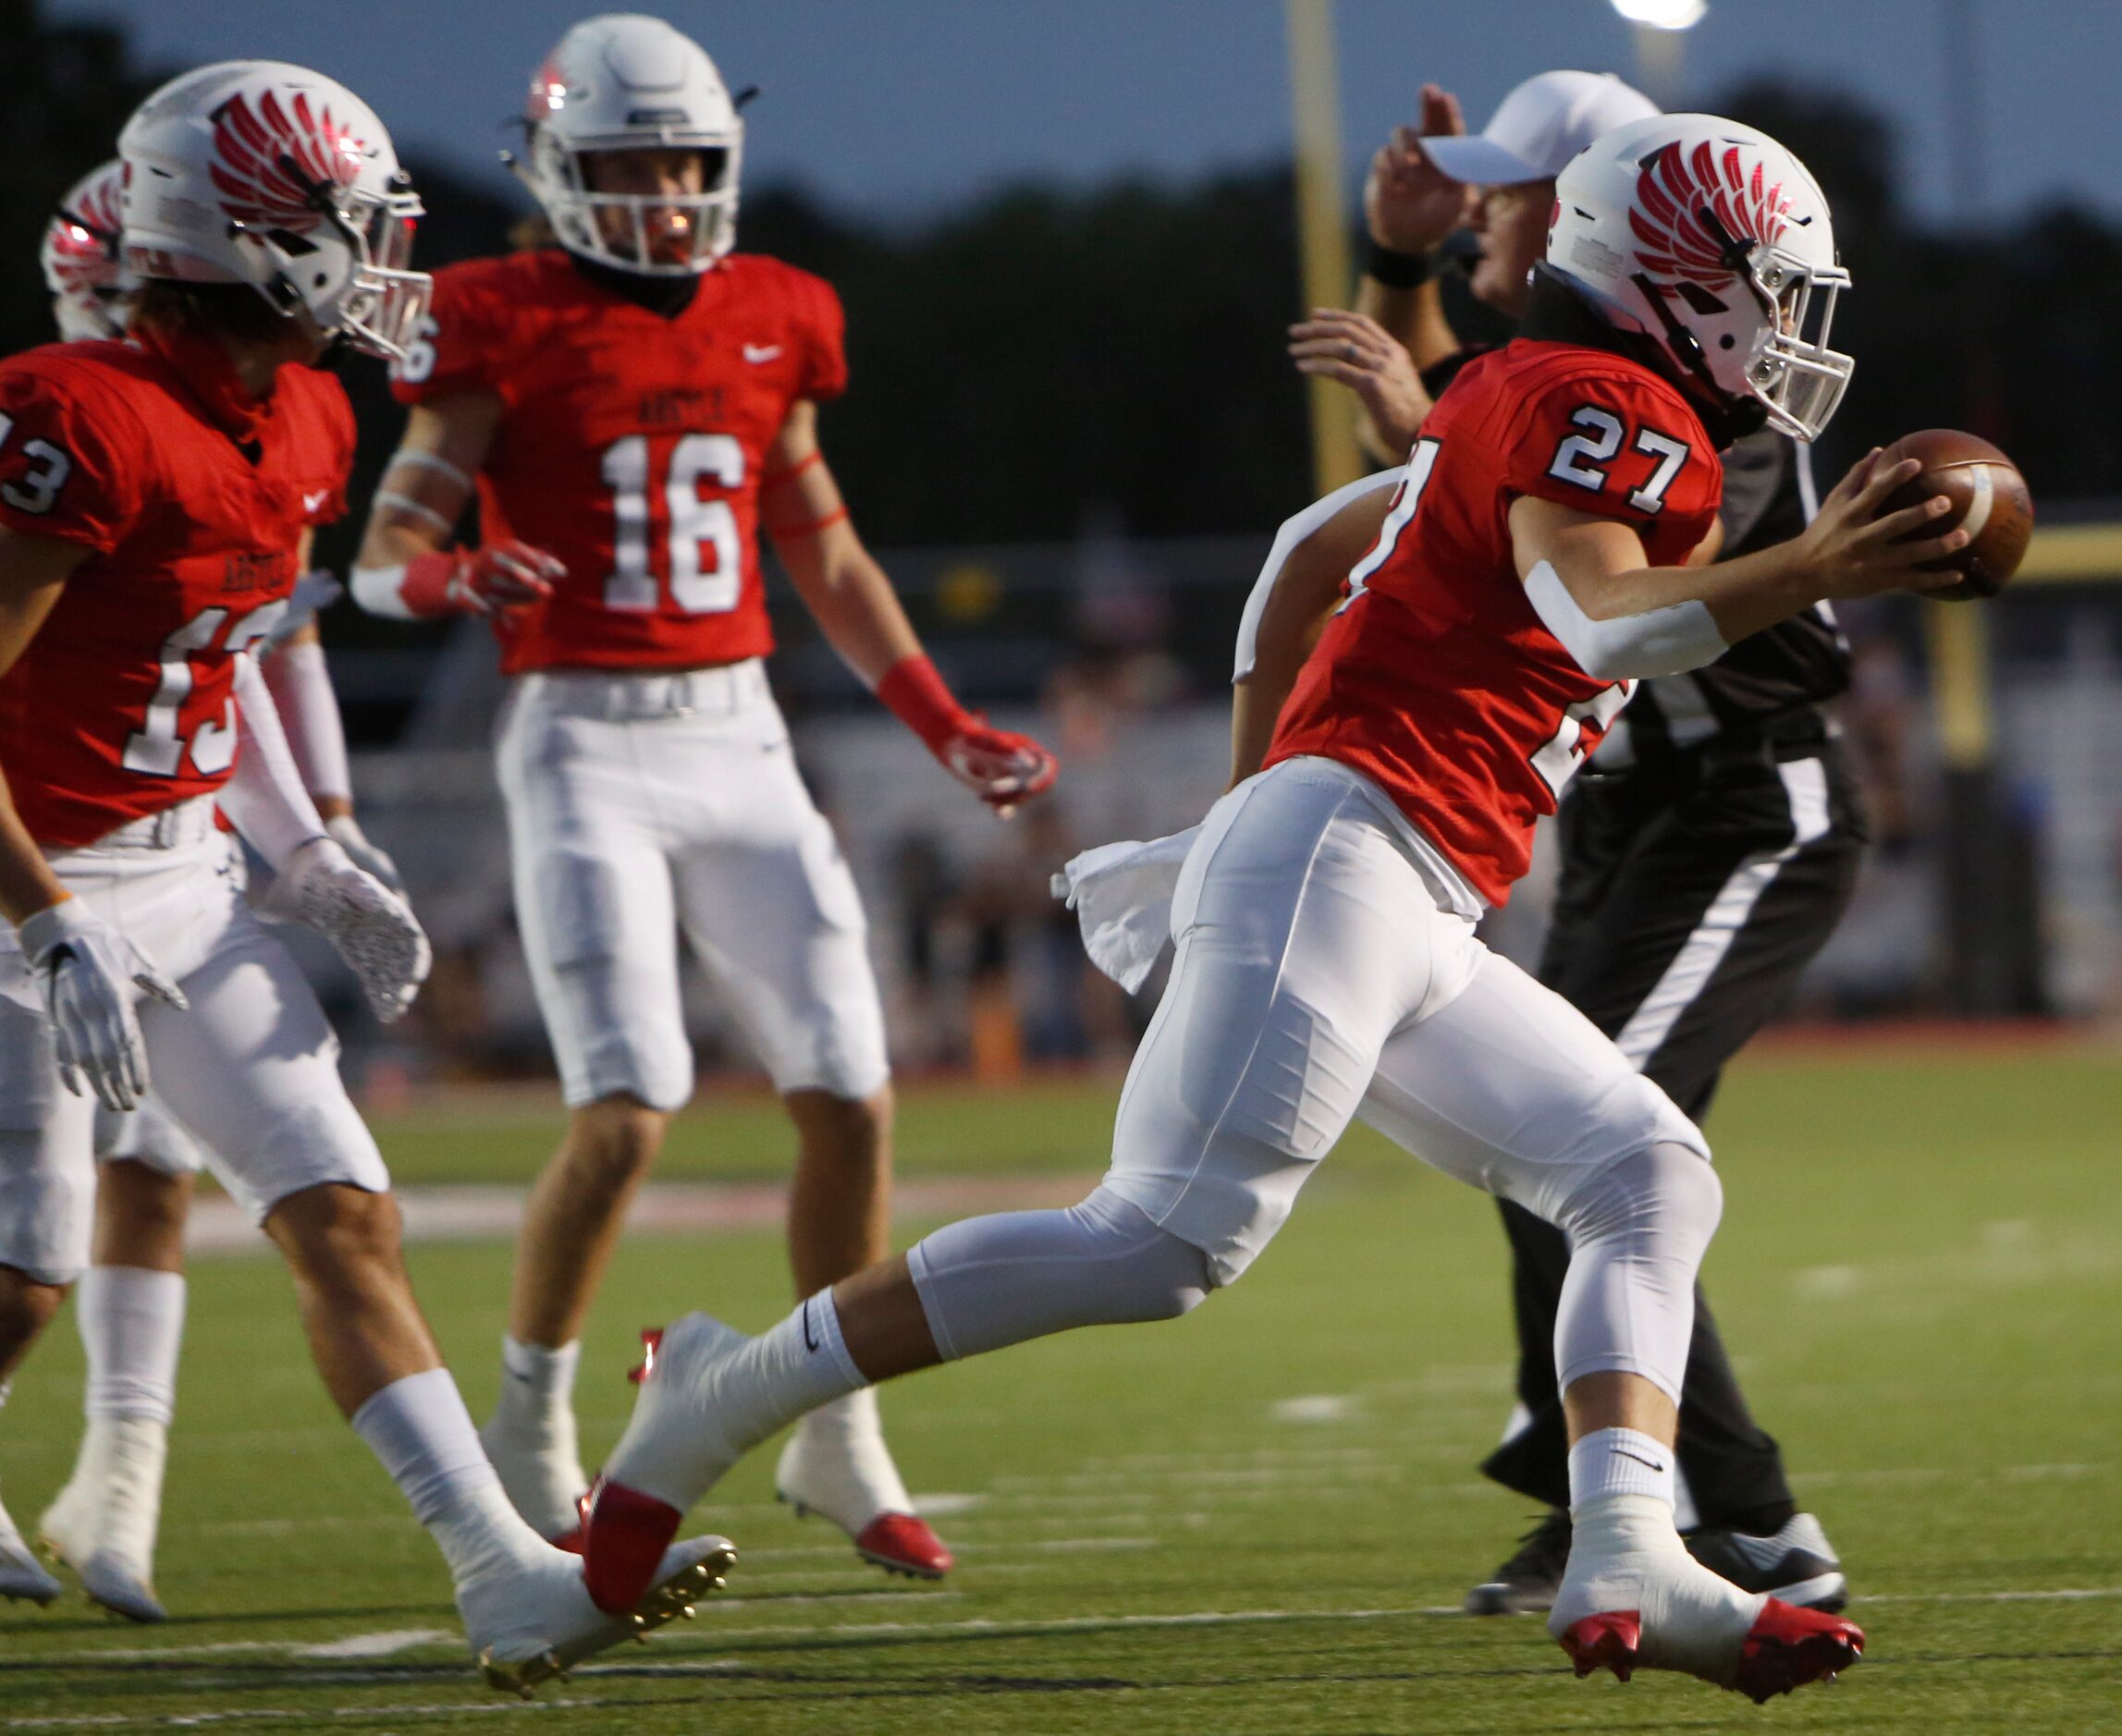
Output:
top-left (1522, 559), bottom-right (1730, 681)
top-left (1232, 469), bottom-right (1404, 683)
top-left (260, 636), bottom-right (352, 806)
top-left (220, 653), bottom-right (330, 873)
top-left (350, 562), bottom-right (415, 620)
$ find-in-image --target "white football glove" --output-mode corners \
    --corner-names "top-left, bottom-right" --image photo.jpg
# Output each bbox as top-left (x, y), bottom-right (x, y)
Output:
top-left (266, 837), bottom-right (432, 1023)
top-left (17, 899), bottom-right (188, 1113)
top-left (324, 813), bottom-right (404, 894)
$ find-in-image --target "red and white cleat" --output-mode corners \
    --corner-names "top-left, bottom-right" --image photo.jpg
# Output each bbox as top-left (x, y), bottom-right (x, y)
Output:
top-left (580, 1316), bottom-right (752, 1614)
top-left (467, 1534), bottom-right (735, 1698)
top-left (1551, 1495), bottom-right (1863, 1702)
top-left (775, 1388), bottom-right (953, 1581)
top-left (851, 1512), bottom-right (954, 1580)
top-left (1559, 1597), bottom-right (1863, 1703)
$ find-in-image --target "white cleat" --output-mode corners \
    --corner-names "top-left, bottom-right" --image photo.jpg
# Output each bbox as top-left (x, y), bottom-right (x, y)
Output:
top-left (1550, 1495), bottom-right (1862, 1703)
top-left (464, 1533), bottom-right (736, 1697)
top-left (37, 1418), bottom-right (169, 1622)
top-left (1, 1501), bottom-right (62, 1608)
top-left (776, 1390), bottom-right (953, 1580)
top-left (479, 1406), bottom-right (590, 1548)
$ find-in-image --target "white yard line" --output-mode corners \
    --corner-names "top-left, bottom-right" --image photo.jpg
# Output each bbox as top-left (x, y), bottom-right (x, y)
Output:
top-left (183, 1177), bottom-right (1097, 1258)
top-left (12, 1582), bottom-right (2118, 1722)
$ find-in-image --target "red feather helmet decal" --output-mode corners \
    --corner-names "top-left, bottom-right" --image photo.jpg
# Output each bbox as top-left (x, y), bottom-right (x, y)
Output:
top-left (1628, 139), bottom-right (1793, 287)
top-left (47, 165), bottom-right (125, 291)
top-left (207, 88), bottom-right (366, 228)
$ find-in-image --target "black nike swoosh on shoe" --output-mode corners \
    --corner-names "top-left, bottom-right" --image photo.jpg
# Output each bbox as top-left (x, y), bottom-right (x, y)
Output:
top-left (802, 1299), bottom-right (817, 1353)
top-left (1613, 1449), bottom-right (1668, 1473)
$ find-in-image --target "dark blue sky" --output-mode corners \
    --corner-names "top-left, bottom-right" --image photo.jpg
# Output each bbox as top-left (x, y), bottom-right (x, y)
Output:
top-left (49, 1), bottom-right (2116, 229)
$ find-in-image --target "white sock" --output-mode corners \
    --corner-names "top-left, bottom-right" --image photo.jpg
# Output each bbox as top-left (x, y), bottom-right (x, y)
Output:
top-left (730, 1290), bottom-right (865, 1443)
top-left (621, 1290), bottom-right (864, 1511)
top-left (1673, 1464), bottom-right (1701, 1532)
top-left (78, 1267), bottom-right (186, 1426)
top-left (493, 1336), bottom-right (579, 1434)
top-left (1555, 1493), bottom-right (1760, 1672)
top-left (798, 1385), bottom-right (885, 1447)
top-left (351, 1369), bottom-right (546, 1582)
top-left (1568, 1427), bottom-right (1678, 1515)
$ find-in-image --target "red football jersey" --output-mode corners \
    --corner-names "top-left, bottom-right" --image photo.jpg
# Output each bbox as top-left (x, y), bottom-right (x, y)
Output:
top-left (1268, 338), bottom-right (1723, 904)
top-left (0, 339), bottom-right (352, 849)
top-left (391, 249), bottom-right (847, 677)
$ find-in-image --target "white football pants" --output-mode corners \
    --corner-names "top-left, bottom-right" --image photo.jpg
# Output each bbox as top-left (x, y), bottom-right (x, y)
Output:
top-left (0, 801), bottom-right (388, 1286)
top-left (907, 757), bottom-right (1718, 1403)
top-left (497, 662), bottom-right (889, 1112)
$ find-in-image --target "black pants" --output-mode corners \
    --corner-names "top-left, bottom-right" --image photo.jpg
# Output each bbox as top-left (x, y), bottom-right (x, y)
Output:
top-left (1480, 735), bottom-right (1865, 1525)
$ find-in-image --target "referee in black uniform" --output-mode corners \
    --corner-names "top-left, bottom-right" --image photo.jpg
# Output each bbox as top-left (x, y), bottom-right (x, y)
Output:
top-left (1290, 71), bottom-right (1860, 1615)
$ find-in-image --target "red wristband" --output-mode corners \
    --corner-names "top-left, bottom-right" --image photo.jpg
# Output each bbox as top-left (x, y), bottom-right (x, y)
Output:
top-left (398, 549), bottom-right (470, 617)
top-left (875, 654), bottom-right (970, 757)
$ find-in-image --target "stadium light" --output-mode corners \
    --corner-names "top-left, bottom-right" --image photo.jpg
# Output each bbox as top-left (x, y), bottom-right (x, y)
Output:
top-left (1610, 0), bottom-right (1707, 27)
top-left (1611, 0), bottom-right (1704, 107)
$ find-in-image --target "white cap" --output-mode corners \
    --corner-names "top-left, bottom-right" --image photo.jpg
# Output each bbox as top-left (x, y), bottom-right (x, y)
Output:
top-left (1419, 70), bottom-right (1660, 186)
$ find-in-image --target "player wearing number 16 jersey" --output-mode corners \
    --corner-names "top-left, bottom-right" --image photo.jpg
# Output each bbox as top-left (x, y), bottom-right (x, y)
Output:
top-left (355, 13), bottom-right (1057, 1578)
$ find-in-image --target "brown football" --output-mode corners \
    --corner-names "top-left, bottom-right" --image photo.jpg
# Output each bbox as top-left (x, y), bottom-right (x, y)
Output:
top-left (1877, 428), bottom-right (2034, 601)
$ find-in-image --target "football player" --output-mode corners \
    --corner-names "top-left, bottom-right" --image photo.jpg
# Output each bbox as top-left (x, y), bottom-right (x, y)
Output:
top-left (22, 161), bottom-right (407, 1625)
top-left (1288, 71), bottom-right (1859, 1616)
top-left (0, 62), bottom-right (729, 1690)
top-left (577, 114), bottom-right (1966, 1702)
top-left (352, 14), bottom-right (1055, 1576)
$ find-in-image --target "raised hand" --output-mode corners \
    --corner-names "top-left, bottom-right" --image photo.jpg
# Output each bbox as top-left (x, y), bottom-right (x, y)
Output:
top-left (1288, 308), bottom-right (1427, 454)
top-left (1365, 84), bottom-right (1472, 255)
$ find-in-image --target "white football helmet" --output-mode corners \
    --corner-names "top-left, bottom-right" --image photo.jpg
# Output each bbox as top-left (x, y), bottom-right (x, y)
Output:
top-left (117, 60), bottom-right (431, 361)
top-left (43, 160), bottom-right (137, 341)
top-left (1547, 114), bottom-right (1853, 442)
top-left (509, 14), bottom-right (743, 276)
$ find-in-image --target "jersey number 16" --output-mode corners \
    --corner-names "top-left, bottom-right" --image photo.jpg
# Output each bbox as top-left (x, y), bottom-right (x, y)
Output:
top-left (600, 433), bottom-right (743, 616)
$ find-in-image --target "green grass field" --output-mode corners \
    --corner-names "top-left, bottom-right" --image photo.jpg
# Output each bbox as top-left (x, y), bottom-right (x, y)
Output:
top-left (4, 1046), bottom-right (2119, 1731)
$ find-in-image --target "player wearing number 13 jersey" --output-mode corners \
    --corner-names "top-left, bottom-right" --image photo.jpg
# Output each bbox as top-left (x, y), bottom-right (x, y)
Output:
top-left (0, 64), bottom-right (741, 1691)
top-left (356, 14), bottom-right (1057, 1580)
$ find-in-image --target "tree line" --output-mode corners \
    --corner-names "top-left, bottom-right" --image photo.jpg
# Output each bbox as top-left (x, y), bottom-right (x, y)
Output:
top-left (3, 3), bottom-right (2114, 582)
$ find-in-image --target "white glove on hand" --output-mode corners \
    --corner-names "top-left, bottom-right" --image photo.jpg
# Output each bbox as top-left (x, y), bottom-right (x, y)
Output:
top-left (325, 813), bottom-right (404, 893)
top-left (18, 899), bottom-right (189, 1112)
top-left (266, 837), bottom-right (432, 1023)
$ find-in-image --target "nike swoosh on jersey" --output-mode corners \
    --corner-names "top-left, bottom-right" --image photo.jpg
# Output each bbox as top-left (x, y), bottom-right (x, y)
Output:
top-left (302, 490), bottom-right (331, 512)
top-left (742, 344), bottom-right (782, 364)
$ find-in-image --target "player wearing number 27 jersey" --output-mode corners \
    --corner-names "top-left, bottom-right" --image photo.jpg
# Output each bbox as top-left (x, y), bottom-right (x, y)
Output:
top-left (1269, 340), bottom-right (1721, 903)
top-left (580, 114), bottom-right (1953, 1707)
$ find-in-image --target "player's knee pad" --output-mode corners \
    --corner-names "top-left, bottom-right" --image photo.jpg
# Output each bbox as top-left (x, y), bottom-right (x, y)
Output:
top-left (1561, 1140), bottom-right (1723, 1259)
top-left (1552, 1141), bottom-right (1722, 1402)
top-left (907, 1183), bottom-right (1212, 1361)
